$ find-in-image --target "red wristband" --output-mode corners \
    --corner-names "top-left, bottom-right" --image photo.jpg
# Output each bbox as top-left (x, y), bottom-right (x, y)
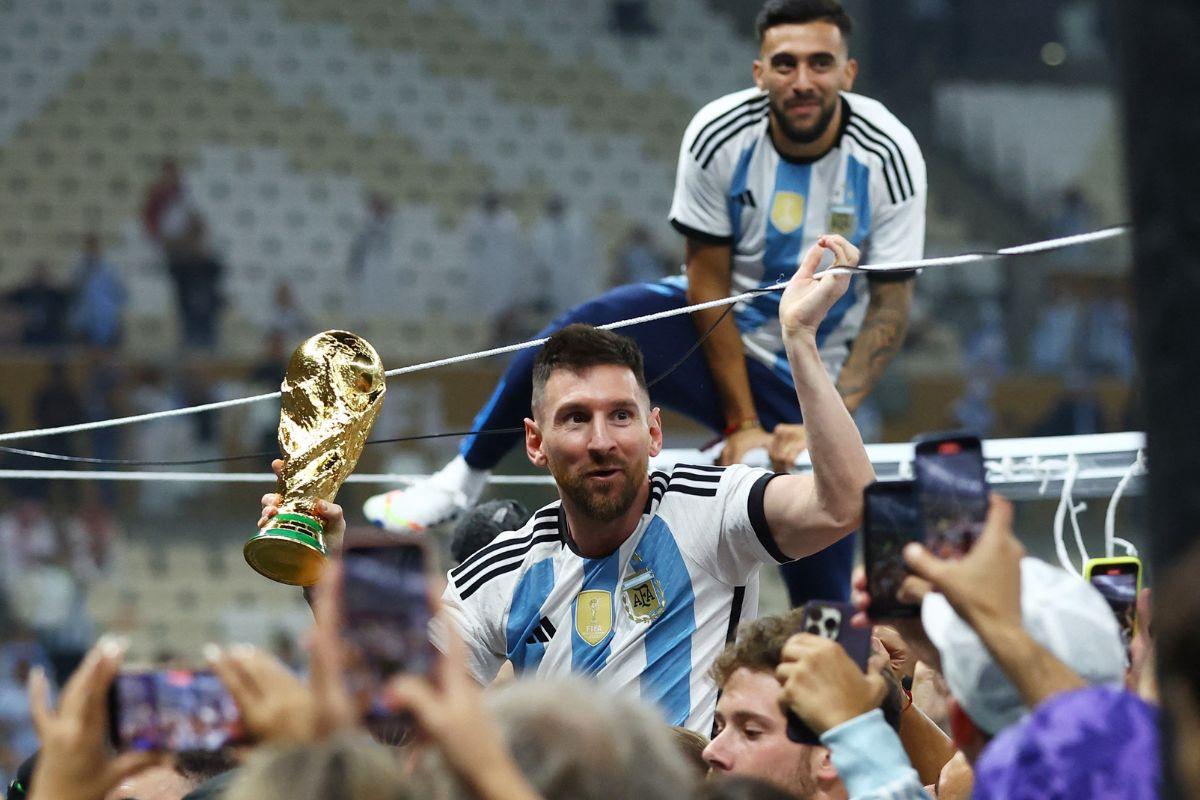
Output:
top-left (723, 418), bottom-right (761, 436)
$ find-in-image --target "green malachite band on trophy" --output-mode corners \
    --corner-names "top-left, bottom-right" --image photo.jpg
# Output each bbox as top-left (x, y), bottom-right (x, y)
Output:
top-left (255, 526), bottom-right (323, 551)
top-left (273, 512), bottom-right (323, 535)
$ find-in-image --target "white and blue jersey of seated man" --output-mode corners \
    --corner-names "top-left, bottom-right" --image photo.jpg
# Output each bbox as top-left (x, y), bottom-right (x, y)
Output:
top-left (442, 463), bottom-right (792, 734)
top-left (363, 55), bottom-right (925, 610)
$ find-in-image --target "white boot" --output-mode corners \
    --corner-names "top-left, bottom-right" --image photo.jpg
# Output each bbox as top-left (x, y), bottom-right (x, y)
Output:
top-left (362, 456), bottom-right (489, 532)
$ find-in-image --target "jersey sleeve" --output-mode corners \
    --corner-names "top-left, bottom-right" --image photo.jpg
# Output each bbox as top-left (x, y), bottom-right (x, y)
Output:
top-left (668, 464), bottom-right (790, 586)
top-left (437, 573), bottom-right (507, 684)
top-left (865, 128), bottom-right (927, 283)
top-left (668, 109), bottom-right (734, 244)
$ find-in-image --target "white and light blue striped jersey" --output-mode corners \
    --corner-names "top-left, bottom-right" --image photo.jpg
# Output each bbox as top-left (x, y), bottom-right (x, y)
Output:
top-left (668, 88), bottom-right (926, 383)
top-left (441, 463), bottom-right (788, 734)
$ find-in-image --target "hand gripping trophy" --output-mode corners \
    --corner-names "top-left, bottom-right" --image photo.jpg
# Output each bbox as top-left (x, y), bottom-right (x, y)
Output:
top-left (244, 330), bottom-right (386, 586)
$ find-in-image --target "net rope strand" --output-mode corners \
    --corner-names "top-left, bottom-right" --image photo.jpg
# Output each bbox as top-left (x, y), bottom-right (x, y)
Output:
top-left (0, 224), bottom-right (1129, 446)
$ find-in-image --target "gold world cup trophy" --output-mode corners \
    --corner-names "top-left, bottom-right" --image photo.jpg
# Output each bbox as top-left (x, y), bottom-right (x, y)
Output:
top-left (244, 330), bottom-right (386, 586)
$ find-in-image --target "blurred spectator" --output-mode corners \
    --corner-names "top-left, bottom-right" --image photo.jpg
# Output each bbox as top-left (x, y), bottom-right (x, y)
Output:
top-left (167, 215), bottom-right (225, 351)
top-left (67, 234), bottom-right (125, 349)
top-left (127, 366), bottom-right (196, 515)
top-left (346, 193), bottom-right (395, 320)
top-left (610, 0), bottom-right (659, 36)
top-left (1030, 281), bottom-right (1082, 374)
top-left (0, 500), bottom-right (59, 590)
top-left (463, 192), bottom-right (522, 325)
top-left (81, 355), bottom-right (125, 508)
top-left (1030, 370), bottom-right (1102, 437)
top-left (529, 196), bottom-right (600, 314)
top-left (952, 376), bottom-right (995, 436)
top-left (1156, 544), bottom-right (1200, 799)
top-left (963, 300), bottom-right (1008, 378)
top-left (141, 158), bottom-right (195, 252)
top-left (610, 225), bottom-right (670, 286)
top-left (32, 363), bottom-right (84, 460)
top-left (0, 643), bottom-right (42, 782)
top-left (62, 497), bottom-right (117, 588)
top-left (263, 282), bottom-right (312, 350)
top-left (106, 750), bottom-right (239, 800)
top-left (2, 262), bottom-right (72, 347)
top-left (1052, 187), bottom-right (1096, 239)
top-left (1083, 295), bottom-right (1135, 378)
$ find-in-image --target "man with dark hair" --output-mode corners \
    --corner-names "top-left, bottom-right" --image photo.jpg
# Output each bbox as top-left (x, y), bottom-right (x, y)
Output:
top-left (439, 236), bottom-right (875, 734)
top-left (364, 0), bottom-right (923, 614)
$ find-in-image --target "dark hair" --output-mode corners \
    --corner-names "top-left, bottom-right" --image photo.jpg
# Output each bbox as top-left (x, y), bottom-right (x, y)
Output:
top-left (531, 324), bottom-right (648, 415)
top-left (711, 609), bottom-right (902, 733)
top-left (755, 0), bottom-right (853, 42)
top-left (175, 749), bottom-right (241, 783)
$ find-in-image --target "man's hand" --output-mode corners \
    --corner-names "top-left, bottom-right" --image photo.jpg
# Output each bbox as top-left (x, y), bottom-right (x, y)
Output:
top-left (873, 624), bottom-right (917, 682)
top-left (849, 567), bottom-right (941, 672)
top-left (717, 424), bottom-right (772, 466)
top-left (259, 458), bottom-right (347, 553)
top-left (768, 423), bottom-right (807, 472)
top-left (775, 633), bottom-right (888, 736)
top-left (779, 235), bottom-right (857, 339)
top-left (901, 495), bottom-right (1023, 631)
top-left (388, 626), bottom-right (541, 800)
top-left (207, 644), bottom-right (320, 746)
top-left (28, 637), bottom-right (164, 800)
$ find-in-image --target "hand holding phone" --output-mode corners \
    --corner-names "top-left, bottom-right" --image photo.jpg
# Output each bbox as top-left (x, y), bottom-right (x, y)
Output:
top-left (785, 601), bottom-right (871, 744)
top-left (1084, 557), bottom-right (1142, 651)
top-left (341, 539), bottom-right (438, 722)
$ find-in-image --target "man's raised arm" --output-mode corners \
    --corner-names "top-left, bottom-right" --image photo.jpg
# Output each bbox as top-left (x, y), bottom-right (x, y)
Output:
top-left (763, 234), bottom-right (875, 560)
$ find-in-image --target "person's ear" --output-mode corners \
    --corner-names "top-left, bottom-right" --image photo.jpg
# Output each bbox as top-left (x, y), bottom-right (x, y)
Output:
top-left (525, 418), bottom-right (547, 467)
top-left (814, 746), bottom-right (839, 782)
top-left (843, 57), bottom-right (858, 90)
top-left (753, 58), bottom-right (765, 91)
top-left (648, 407), bottom-right (663, 457)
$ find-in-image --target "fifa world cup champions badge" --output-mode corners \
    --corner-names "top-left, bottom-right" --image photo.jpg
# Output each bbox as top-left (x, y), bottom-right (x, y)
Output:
top-left (244, 331), bottom-right (386, 586)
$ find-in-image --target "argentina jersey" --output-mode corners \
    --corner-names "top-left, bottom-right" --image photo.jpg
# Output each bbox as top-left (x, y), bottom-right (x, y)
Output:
top-left (441, 463), bottom-right (790, 734)
top-left (668, 88), bottom-right (926, 384)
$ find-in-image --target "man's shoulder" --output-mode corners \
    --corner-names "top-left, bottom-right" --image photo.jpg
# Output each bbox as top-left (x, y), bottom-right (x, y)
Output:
top-left (651, 462), bottom-right (769, 513)
top-left (843, 92), bottom-right (919, 146)
top-left (447, 502), bottom-right (564, 602)
top-left (681, 88), bottom-right (769, 170)
top-left (841, 92), bottom-right (925, 204)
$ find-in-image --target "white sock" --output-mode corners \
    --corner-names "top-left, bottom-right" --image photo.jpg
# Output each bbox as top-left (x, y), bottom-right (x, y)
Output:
top-left (430, 455), bottom-right (489, 506)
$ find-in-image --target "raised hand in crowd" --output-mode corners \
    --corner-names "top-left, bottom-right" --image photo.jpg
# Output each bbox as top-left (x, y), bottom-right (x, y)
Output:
top-left (258, 458), bottom-right (347, 553)
top-left (1127, 587), bottom-right (1156, 702)
top-left (26, 637), bottom-right (165, 800)
top-left (775, 632), bottom-right (889, 737)
top-left (209, 561), bottom-right (357, 745)
top-left (387, 626), bottom-right (542, 800)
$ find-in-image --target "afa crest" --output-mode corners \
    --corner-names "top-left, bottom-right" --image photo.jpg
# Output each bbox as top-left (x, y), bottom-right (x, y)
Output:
top-left (769, 192), bottom-right (806, 234)
top-left (622, 569), bottom-right (666, 623)
top-left (827, 203), bottom-right (857, 238)
top-left (575, 590), bottom-right (612, 646)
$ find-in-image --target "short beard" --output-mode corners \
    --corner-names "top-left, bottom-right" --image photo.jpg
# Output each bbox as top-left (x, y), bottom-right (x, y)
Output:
top-left (552, 458), bottom-right (646, 523)
top-left (769, 96), bottom-right (838, 145)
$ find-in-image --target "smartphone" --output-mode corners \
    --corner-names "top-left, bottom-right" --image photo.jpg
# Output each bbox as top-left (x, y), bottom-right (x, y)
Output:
top-left (912, 433), bottom-right (988, 559)
top-left (1084, 557), bottom-right (1142, 650)
top-left (863, 480), bottom-right (922, 619)
top-left (342, 539), bottom-right (437, 721)
top-left (108, 669), bottom-right (243, 751)
top-left (785, 601), bottom-right (872, 745)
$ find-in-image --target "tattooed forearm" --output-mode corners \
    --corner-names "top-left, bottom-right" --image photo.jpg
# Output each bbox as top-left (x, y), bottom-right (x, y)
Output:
top-left (836, 281), bottom-right (914, 411)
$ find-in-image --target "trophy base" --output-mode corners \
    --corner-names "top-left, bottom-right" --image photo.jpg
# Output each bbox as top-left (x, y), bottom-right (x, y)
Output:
top-left (244, 512), bottom-right (327, 587)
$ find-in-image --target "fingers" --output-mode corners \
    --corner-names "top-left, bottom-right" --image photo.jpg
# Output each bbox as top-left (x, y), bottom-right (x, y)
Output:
top-left (386, 674), bottom-right (437, 726)
top-left (902, 541), bottom-right (945, 586)
top-left (207, 644), bottom-right (262, 708)
top-left (797, 241), bottom-right (824, 281)
top-left (817, 234), bottom-right (859, 267)
top-left (272, 458), bottom-right (284, 478)
top-left (83, 637), bottom-right (125, 729)
top-left (314, 500), bottom-right (343, 526)
top-left (259, 493), bottom-right (282, 529)
top-left (27, 665), bottom-right (52, 735)
top-left (105, 751), bottom-right (168, 789)
top-left (896, 574), bottom-right (932, 605)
